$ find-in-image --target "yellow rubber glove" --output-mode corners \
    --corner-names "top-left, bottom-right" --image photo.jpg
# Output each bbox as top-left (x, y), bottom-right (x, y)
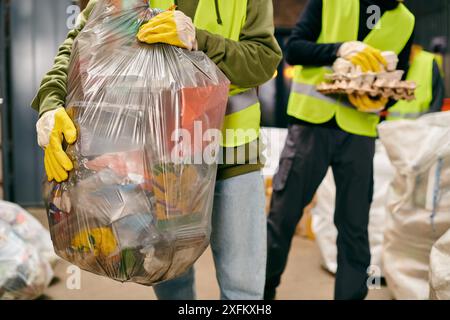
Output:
top-left (36, 108), bottom-right (77, 182)
top-left (338, 41), bottom-right (387, 72)
top-left (137, 9), bottom-right (197, 50)
top-left (348, 94), bottom-right (388, 113)
top-left (72, 227), bottom-right (118, 257)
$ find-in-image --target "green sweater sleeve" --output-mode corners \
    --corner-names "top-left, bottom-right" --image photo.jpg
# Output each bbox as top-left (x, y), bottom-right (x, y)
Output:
top-left (196, 0), bottom-right (282, 88)
top-left (31, 0), bottom-right (97, 117)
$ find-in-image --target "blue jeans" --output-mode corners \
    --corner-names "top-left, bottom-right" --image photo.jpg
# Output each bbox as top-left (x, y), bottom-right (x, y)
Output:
top-left (153, 171), bottom-right (267, 300)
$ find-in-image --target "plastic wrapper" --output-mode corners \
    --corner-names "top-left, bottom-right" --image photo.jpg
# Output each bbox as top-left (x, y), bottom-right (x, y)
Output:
top-left (44, 0), bottom-right (229, 285)
top-left (378, 112), bottom-right (450, 299)
top-left (0, 221), bottom-right (53, 300)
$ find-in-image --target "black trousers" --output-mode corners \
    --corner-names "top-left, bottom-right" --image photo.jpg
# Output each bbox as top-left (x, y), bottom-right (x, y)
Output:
top-left (265, 124), bottom-right (375, 300)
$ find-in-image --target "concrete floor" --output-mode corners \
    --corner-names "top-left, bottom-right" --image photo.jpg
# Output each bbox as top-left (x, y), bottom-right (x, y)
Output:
top-left (28, 209), bottom-right (392, 300)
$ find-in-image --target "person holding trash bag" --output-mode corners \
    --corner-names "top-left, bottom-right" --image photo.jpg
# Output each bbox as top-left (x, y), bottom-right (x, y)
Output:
top-left (265, 0), bottom-right (415, 300)
top-left (32, 0), bottom-right (282, 300)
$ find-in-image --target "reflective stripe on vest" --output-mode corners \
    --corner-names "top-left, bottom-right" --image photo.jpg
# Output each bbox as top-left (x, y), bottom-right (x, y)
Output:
top-left (149, 0), bottom-right (260, 147)
top-left (291, 82), bottom-right (354, 108)
top-left (387, 51), bottom-right (434, 121)
top-left (287, 0), bottom-right (415, 137)
top-left (387, 111), bottom-right (428, 119)
top-left (226, 88), bottom-right (259, 115)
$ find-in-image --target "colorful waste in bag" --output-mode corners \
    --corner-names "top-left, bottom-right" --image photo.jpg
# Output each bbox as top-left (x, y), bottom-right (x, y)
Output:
top-left (44, 0), bottom-right (229, 285)
top-left (0, 202), bottom-right (54, 300)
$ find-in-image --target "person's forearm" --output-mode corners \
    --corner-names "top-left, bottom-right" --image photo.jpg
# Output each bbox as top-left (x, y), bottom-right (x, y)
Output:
top-left (284, 0), bottom-right (341, 67)
top-left (196, 30), bottom-right (282, 88)
top-left (31, 0), bottom-right (96, 116)
top-left (196, 0), bottom-right (282, 88)
top-left (285, 39), bottom-right (341, 66)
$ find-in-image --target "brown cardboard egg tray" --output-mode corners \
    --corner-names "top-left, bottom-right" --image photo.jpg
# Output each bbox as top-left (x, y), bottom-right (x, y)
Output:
top-left (317, 71), bottom-right (417, 101)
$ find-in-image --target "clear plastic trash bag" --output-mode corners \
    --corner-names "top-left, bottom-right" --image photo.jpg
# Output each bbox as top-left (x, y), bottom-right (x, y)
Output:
top-left (0, 201), bottom-right (56, 265)
top-left (0, 221), bottom-right (53, 300)
top-left (44, 0), bottom-right (229, 285)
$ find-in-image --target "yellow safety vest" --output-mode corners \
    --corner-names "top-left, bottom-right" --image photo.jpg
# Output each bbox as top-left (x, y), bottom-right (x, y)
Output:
top-left (149, 0), bottom-right (260, 147)
top-left (287, 0), bottom-right (415, 137)
top-left (387, 51), bottom-right (435, 120)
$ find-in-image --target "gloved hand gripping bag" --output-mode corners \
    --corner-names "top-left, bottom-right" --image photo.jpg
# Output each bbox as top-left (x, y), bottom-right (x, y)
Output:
top-left (44, 0), bottom-right (230, 285)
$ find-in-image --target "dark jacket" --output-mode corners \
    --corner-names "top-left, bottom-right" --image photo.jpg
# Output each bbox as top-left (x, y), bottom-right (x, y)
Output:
top-left (429, 60), bottom-right (445, 113)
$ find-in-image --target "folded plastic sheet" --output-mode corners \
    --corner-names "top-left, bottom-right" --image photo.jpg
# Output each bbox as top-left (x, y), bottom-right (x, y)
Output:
top-left (44, 0), bottom-right (229, 285)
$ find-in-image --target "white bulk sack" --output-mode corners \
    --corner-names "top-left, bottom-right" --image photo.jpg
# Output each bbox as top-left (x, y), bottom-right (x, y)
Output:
top-left (312, 141), bottom-right (394, 274)
top-left (378, 111), bottom-right (450, 300)
top-left (430, 229), bottom-right (450, 300)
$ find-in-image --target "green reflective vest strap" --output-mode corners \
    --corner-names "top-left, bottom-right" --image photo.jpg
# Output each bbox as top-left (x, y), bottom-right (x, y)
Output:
top-left (193, 0), bottom-right (247, 42)
top-left (222, 94), bottom-right (261, 148)
top-left (287, 83), bottom-right (380, 136)
top-left (319, 0), bottom-right (415, 52)
top-left (222, 90), bottom-right (260, 147)
top-left (287, 1), bottom-right (415, 137)
top-left (193, 0), bottom-right (259, 147)
top-left (364, 4), bottom-right (415, 54)
top-left (319, 0), bottom-right (359, 43)
top-left (149, 0), bottom-right (259, 147)
top-left (148, 0), bottom-right (173, 10)
top-left (387, 51), bottom-right (434, 121)
top-left (288, 67), bottom-right (336, 123)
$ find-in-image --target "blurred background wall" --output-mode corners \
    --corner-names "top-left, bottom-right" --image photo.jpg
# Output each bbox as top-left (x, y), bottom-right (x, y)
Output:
top-left (274, 0), bottom-right (306, 28)
top-left (0, 0), bottom-right (8, 200)
top-left (79, 0), bottom-right (89, 9)
top-left (0, 0), bottom-right (73, 205)
top-left (0, 0), bottom-right (449, 206)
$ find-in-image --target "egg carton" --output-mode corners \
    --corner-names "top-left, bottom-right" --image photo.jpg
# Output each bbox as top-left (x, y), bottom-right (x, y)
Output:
top-left (317, 73), bottom-right (416, 101)
top-left (316, 55), bottom-right (417, 101)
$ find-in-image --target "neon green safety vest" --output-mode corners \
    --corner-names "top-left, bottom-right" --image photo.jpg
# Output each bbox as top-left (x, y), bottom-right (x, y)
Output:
top-left (149, 0), bottom-right (260, 147)
top-left (387, 51), bottom-right (435, 121)
top-left (287, 0), bottom-right (415, 137)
